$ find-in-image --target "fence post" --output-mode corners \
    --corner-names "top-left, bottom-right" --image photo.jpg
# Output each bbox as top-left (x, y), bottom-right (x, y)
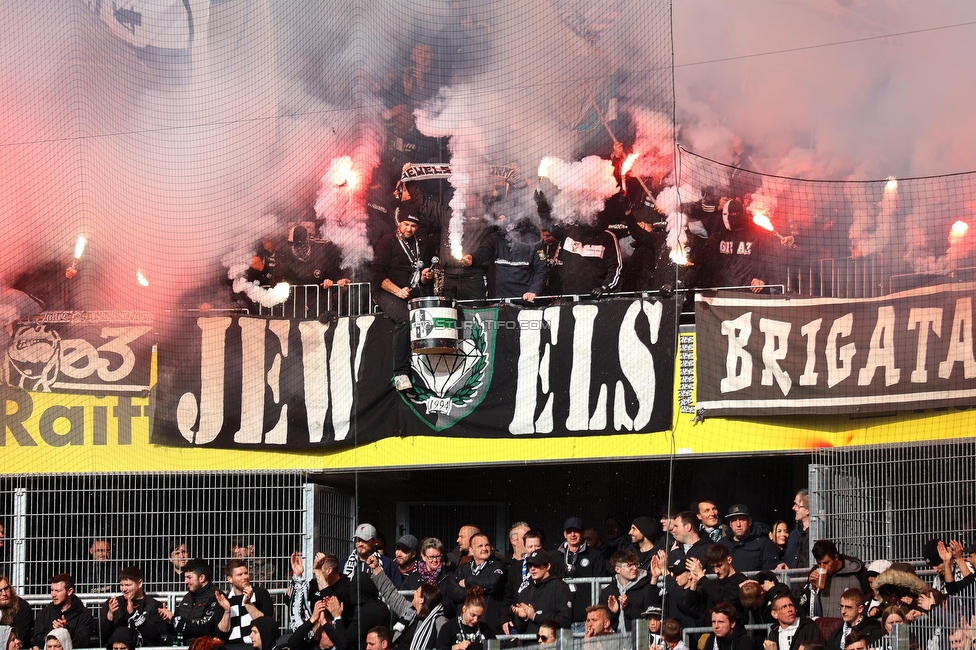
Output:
top-left (302, 484), bottom-right (316, 565)
top-left (487, 640), bottom-right (501, 650)
top-left (635, 619), bottom-right (649, 650)
top-left (12, 487), bottom-right (27, 590)
top-left (559, 627), bottom-right (574, 649)
top-left (891, 623), bottom-right (908, 650)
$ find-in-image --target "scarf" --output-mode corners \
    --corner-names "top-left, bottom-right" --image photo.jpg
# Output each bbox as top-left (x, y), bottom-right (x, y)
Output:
top-left (417, 560), bottom-right (443, 586)
top-left (410, 603), bottom-right (443, 650)
top-left (343, 550), bottom-right (382, 578)
top-left (519, 559), bottom-right (530, 593)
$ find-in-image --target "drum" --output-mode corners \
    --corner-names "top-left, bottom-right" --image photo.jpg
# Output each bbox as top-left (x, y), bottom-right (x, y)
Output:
top-left (408, 296), bottom-right (458, 354)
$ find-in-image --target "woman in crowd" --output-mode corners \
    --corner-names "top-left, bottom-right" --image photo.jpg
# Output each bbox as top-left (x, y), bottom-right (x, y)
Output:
top-left (436, 587), bottom-right (494, 650)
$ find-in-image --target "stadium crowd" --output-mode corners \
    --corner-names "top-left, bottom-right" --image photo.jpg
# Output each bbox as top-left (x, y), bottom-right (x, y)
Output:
top-left (1, 491), bottom-right (975, 650)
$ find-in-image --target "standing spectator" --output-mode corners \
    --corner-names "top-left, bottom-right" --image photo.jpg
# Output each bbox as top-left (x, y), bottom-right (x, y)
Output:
top-left (156, 540), bottom-right (191, 592)
top-left (230, 538), bottom-right (276, 586)
top-left (506, 524), bottom-right (530, 568)
top-left (663, 555), bottom-right (705, 631)
top-left (460, 217), bottom-right (548, 304)
top-left (446, 535), bottom-right (504, 633)
top-left (668, 512), bottom-right (710, 570)
top-left (762, 593), bottom-right (825, 650)
top-left (510, 550), bottom-right (573, 634)
top-left (808, 541), bottom-right (868, 618)
top-left (782, 491), bottom-right (811, 570)
top-left (689, 545), bottom-right (747, 612)
top-left (79, 539), bottom-right (116, 594)
top-left (0, 576), bottom-right (33, 645)
top-left (220, 559), bottom-right (274, 646)
top-left (552, 518), bottom-right (606, 633)
top-left (695, 501), bottom-right (727, 544)
top-left (719, 505), bottom-right (780, 572)
top-left (394, 536), bottom-right (420, 590)
top-left (369, 214), bottom-right (434, 391)
top-left (600, 550), bottom-right (661, 633)
top-left (583, 606), bottom-right (613, 638)
top-left (629, 517), bottom-right (658, 572)
top-left (365, 554), bottom-right (443, 650)
top-left (98, 567), bottom-right (168, 648)
top-left (30, 574), bottom-right (94, 650)
top-left (501, 531), bottom-right (543, 635)
top-left (159, 559), bottom-right (229, 645)
top-left (769, 522), bottom-right (789, 563)
top-left (408, 539), bottom-right (450, 596)
top-left (447, 527), bottom-right (480, 570)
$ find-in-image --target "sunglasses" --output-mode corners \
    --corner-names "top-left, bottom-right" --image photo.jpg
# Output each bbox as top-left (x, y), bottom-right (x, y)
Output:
top-left (538, 636), bottom-right (550, 642)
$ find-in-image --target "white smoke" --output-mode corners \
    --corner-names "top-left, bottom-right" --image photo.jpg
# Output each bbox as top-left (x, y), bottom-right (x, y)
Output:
top-left (539, 156), bottom-right (619, 226)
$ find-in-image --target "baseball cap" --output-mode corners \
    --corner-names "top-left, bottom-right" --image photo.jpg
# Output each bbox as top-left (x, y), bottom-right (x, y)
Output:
top-left (396, 534), bottom-right (419, 553)
top-left (564, 517), bottom-right (584, 531)
top-left (526, 549), bottom-right (551, 567)
top-left (725, 504), bottom-right (751, 520)
top-left (353, 523), bottom-right (377, 541)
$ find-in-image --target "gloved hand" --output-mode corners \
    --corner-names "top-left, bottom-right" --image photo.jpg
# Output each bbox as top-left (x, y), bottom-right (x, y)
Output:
top-left (590, 285), bottom-right (608, 299)
top-left (660, 283), bottom-right (674, 299)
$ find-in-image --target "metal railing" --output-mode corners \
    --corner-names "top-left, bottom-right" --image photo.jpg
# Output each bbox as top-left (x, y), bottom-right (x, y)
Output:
top-left (256, 282), bottom-right (374, 318)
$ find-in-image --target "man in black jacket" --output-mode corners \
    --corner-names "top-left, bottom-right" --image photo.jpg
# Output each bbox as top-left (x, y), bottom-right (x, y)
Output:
top-left (369, 214), bottom-right (434, 391)
top-left (702, 602), bottom-right (757, 650)
top-left (159, 559), bottom-right (229, 644)
top-left (690, 545), bottom-right (748, 613)
top-left (719, 505), bottom-right (780, 573)
top-left (599, 550), bottom-right (660, 633)
top-left (0, 575), bottom-right (33, 645)
top-left (762, 594), bottom-right (824, 650)
top-left (551, 517), bottom-right (606, 633)
top-left (31, 574), bottom-right (94, 650)
top-left (511, 550), bottom-right (573, 634)
top-left (447, 533), bottom-right (506, 635)
top-left (98, 567), bottom-right (168, 648)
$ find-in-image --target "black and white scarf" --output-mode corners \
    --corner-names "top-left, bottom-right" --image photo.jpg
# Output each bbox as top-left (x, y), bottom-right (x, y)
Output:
top-left (410, 604), bottom-right (443, 650)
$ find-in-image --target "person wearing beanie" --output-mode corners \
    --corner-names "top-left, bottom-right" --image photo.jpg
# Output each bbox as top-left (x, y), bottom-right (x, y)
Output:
top-left (249, 616), bottom-right (281, 650)
top-left (629, 517), bottom-right (658, 572)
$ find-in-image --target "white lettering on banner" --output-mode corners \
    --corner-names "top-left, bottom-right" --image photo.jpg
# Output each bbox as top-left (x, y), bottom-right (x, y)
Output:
top-left (939, 297), bottom-right (976, 379)
top-left (720, 313), bottom-right (753, 393)
top-left (234, 318), bottom-right (289, 444)
top-left (826, 313), bottom-right (855, 388)
top-left (908, 308), bottom-right (942, 383)
top-left (299, 321), bottom-right (330, 443)
top-left (857, 306), bottom-right (900, 386)
top-left (715, 297), bottom-right (976, 397)
top-left (511, 302), bottom-right (665, 434)
top-left (615, 300), bottom-right (662, 431)
top-left (509, 308), bottom-right (559, 435)
top-left (177, 317), bottom-right (232, 444)
top-left (759, 318), bottom-right (792, 395)
top-left (58, 326), bottom-right (152, 382)
top-left (799, 319), bottom-right (822, 387)
top-left (568, 306), bottom-right (606, 431)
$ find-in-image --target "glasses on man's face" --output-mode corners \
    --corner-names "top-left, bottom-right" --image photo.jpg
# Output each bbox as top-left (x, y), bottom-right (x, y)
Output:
top-left (537, 636), bottom-right (550, 643)
top-left (0, 585), bottom-right (10, 593)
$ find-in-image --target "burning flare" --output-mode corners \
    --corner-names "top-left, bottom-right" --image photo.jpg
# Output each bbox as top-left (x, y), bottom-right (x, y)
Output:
top-left (329, 156), bottom-right (358, 189)
top-left (135, 268), bottom-right (149, 287)
top-left (537, 157), bottom-right (553, 179)
top-left (74, 234), bottom-right (87, 259)
top-left (885, 177), bottom-right (898, 192)
top-left (621, 153), bottom-right (639, 177)
top-left (752, 212), bottom-right (774, 232)
top-left (950, 220), bottom-right (969, 245)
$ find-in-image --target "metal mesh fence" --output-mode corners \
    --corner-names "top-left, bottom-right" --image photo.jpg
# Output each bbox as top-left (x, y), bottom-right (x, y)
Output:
top-left (0, 472), bottom-right (325, 595)
top-left (811, 439), bottom-right (976, 649)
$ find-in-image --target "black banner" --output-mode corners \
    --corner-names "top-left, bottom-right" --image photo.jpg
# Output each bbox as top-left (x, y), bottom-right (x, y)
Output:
top-left (695, 284), bottom-right (976, 416)
top-left (2, 311), bottom-right (153, 394)
top-left (151, 298), bottom-right (677, 448)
